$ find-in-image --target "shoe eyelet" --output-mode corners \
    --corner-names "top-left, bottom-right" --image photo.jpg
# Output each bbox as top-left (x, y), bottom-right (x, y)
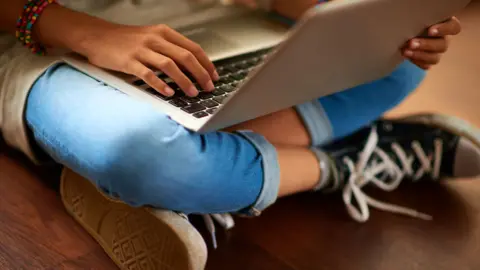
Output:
top-left (383, 123), bottom-right (393, 132)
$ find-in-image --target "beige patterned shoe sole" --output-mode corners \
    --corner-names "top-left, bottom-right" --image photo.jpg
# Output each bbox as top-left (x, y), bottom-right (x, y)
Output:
top-left (60, 168), bottom-right (207, 270)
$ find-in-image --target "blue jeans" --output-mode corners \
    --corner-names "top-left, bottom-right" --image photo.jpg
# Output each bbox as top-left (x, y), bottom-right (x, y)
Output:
top-left (25, 61), bottom-right (425, 215)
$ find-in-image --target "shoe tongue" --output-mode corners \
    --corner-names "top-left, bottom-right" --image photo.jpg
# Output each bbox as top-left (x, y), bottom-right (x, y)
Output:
top-left (448, 135), bottom-right (480, 179)
top-left (440, 136), bottom-right (460, 177)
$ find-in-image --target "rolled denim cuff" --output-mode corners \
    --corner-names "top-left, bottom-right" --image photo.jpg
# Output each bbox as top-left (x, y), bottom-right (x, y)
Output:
top-left (295, 100), bottom-right (333, 146)
top-left (235, 130), bottom-right (280, 216)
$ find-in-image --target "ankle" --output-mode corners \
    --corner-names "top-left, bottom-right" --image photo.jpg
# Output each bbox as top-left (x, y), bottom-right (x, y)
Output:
top-left (310, 148), bottom-right (333, 191)
top-left (276, 147), bottom-right (322, 197)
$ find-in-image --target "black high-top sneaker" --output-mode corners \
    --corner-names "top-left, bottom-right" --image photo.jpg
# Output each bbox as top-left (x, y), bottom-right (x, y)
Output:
top-left (314, 114), bottom-right (480, 223)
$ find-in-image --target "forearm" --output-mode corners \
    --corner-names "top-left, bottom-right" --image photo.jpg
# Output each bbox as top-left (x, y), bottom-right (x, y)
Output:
top-left (0, 0), bottom-right (115, 55)
top-left (35, 4), bottom-right (117, 54)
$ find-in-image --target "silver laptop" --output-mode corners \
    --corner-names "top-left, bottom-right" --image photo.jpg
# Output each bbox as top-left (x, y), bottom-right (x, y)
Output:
top-left (64, 0), bottom-right (470, 132)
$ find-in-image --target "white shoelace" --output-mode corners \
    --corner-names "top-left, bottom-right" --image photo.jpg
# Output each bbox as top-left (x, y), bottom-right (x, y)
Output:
top-left (342, 126), bottom-right (444, 222)
top-left (195, 126), bottom-right (443, 246)
top-left (201, 214), bottom-right (235, 249)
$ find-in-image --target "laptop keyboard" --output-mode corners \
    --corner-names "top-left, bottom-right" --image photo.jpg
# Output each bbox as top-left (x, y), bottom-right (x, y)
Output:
top-left (132, 48), bottom-right (271, 118)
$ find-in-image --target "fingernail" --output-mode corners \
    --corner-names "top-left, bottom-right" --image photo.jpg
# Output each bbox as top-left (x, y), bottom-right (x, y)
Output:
top-left (404, 50), bottom-right (413, 57)
top-left (411, 40), bottom-right (420, 49)
top-left (213, 70), bottom-right (220, 81)
top-left (187, 86), bottom-right (198, 96)
top-left (430, 28), bottom-right (439, 36)
top-left (165, 87), bottom-right (175, 96)
top-left (206, 81), bottom-right (215, 91)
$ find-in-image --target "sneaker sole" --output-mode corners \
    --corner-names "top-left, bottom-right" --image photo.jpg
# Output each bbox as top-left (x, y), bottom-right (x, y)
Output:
top-left (60, 168), bottom-right (207, 270)
top-left (399, 113), bottom-right (480, 148)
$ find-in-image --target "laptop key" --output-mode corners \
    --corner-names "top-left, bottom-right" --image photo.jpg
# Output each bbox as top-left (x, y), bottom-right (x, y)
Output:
top-left (213, 95), bottom-right (228, 104)
top-left (239, 70), bottom-right (249, 76)
top-left (182, 103), bottom-right (207, 114)
top-left (225, 65), bottom-right (239, 73)
top-left (212, 88), bottom-right (225, 96)
top-left (193, 82), bottom-right (202, 90)
top-left (219, 75), bottom-right (233, 85)
top-left (145, 87), bottom-right (157, 94)
top-left (206, 108), bottom-right (217, 114)
top-left (180, 96), bottom-right (201, 103)
top-left (230, 73), bottom-right (243, 81)
top-left (220, 85), bottom-right (235, 93)
top-left (198, 92), bottom-right (214, 100)
top-left (226, 75), bottom-right (236, 83)
top-left (217, 67), bottom-right (230, 76)
top-left (133, 79), bottom-right (145, 86)
top-left (235, 61), bottom-right (250, 70)
top-left (169, 99), bottom-right (188, 108)
top-left (158, 72), bottom-right (168, 79)
top-left (199, 100), bottom-right (219, 108)
top-left (232, 71), bottom-right (248, 81)
top-left (246, 57), bottom-right (261, 66)
top-left (193, 111), bottom-right (209, 118)
top-left (146, 88), bottom-right (173, 100)
top-left (174, 89), bottom-right (185, 97)
top-left (167, 82), bottom-right (178, 89)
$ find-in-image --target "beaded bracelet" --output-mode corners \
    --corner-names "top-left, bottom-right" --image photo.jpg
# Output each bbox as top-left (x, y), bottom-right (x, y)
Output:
top-left (16, 0), bottom-right (57, 55)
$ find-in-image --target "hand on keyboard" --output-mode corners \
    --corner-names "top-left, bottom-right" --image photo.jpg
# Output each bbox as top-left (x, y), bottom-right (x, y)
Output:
top-left (138, 48), bottom-right (269, 118)
top-left (81, 23), bottom-right (218, 97)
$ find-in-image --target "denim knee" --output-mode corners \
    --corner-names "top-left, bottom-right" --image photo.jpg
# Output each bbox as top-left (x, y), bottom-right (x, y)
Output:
top-left (92, 117), bottom-right (265, 214)
top-left (94, 123), bottom-right (218, 211)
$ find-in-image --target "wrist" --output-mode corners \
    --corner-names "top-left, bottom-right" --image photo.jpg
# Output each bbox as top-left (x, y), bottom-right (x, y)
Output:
top-left (71, 18), bottom-right (118, 58)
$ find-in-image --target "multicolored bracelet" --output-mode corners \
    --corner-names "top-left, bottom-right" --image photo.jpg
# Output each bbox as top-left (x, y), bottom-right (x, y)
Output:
top-left (16, 0), bottom-right (57, 55)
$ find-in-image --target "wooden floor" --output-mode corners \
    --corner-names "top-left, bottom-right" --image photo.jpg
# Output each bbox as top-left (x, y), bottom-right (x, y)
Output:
top-left (1, 3), bottom-right (479, 269)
